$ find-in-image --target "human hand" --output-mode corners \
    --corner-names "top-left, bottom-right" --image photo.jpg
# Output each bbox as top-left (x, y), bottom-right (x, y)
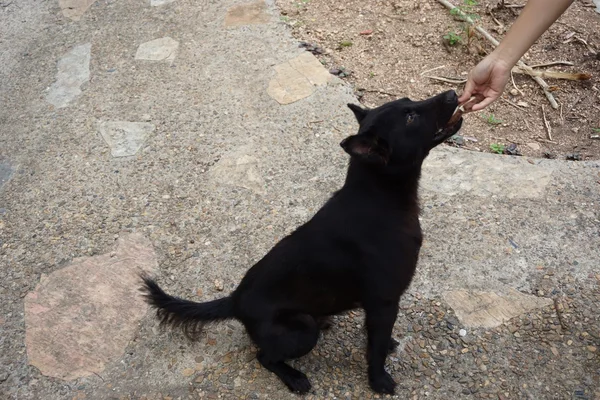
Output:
top-left (458, 54), bottom-right (512, 112)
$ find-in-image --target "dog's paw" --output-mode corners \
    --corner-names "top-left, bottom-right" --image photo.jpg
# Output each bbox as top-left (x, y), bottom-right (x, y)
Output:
top-left (388, 338), bottom-right (399, 354)
top-left (283, 370), bottom-right (312, 394)
top-left (369, 371), bottom-right (396, 395)
top-left (317, 316), bottom-right (333, 331)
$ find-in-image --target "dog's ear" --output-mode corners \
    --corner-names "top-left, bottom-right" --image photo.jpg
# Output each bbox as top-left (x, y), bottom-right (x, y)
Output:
top-left (347, 103), bottom-right (369, 123)
top-left (340, 135), bottom-right (391, 165)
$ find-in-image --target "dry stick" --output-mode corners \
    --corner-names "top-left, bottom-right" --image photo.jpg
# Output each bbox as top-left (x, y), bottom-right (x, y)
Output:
top-left (560, 103), bottom-right (564, 125)
top-left (512, 65), bottom-right (590, 81)
top-left (420, 65), bottom-right (446, 76)
top-left (542, 105), bottom-right (553, 141)
top-left (436, 0), bottom-right (559, 109)
top-left (363, 89), bottom-right (399, 97)
top-left (424, 75), bottom-right (467, 84)
top-left (510, 70), bottom-right (525, 96)
top-left (501, 97), bottom-right (526, 111)
top-left (530, 61), bottom-right (574, 68)
top-left (575, 36), bottom-right (597, 55)
top-left (565, 97), bottom-right (582, 116)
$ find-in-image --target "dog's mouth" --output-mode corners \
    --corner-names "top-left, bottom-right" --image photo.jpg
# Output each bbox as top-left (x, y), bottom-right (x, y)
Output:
top-left (432, 97), bottom-right (476, 144)
top-left (433, 113), bottom-right (463, 143)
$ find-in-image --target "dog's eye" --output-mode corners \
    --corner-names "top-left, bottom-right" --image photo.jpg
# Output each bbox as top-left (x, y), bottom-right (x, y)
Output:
top-left (406, 112), bottom-right (418, 124)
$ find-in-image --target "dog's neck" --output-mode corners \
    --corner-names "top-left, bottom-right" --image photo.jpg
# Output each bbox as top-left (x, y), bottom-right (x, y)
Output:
top-left (343, 159), bottom-right (422, 205)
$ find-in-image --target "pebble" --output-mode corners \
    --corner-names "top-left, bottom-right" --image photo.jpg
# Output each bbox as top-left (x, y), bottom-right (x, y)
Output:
top-left (214, 279), bottom-right (224, 291)
top-left (459, 329), bottom-right (467, 337)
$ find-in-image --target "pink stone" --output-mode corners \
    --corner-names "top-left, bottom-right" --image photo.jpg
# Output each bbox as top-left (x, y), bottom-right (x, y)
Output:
top-left (24, 233), bottom-right (157, 380)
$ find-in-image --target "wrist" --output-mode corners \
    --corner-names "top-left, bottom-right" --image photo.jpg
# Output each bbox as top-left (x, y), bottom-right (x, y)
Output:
top-left (485, 50), bottom-right (517, 72)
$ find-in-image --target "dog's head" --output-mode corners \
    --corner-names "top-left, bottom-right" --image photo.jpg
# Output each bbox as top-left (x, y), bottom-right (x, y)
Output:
top-left (341, 90), bottom-right (462, 169)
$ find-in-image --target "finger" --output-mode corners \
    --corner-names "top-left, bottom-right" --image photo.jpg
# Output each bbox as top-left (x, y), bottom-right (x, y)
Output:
top-left (458, 80), bottom-right (476, 103)
top-left (471, 96), bottom-right (496, 112)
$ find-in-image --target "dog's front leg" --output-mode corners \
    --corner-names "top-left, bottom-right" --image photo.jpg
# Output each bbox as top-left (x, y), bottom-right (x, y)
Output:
top-left (364, 302), bottom-right (398, 395)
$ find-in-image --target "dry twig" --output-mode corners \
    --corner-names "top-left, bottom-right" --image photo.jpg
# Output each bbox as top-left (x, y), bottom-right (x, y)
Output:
top-left (424, 75), bottom-right (467, 84)
top-left (530, 61), bottom-right (574, 68)
top-left (510, 70), bottom-right (524, 96)
top-left (501, 97), bottom-right (526, 111)
top-left (420, 65), bottom-right (446, 76)
top-left (512, 65), bottom-right (590, 81)
top-left (363, 89), bottom-right (399, 97)
top-left (542, 105), bottom-right (552, 141)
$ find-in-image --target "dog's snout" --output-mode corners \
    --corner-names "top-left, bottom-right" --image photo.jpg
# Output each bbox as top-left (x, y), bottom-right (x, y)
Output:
top-left (442, 90), bottom-right (458, 104)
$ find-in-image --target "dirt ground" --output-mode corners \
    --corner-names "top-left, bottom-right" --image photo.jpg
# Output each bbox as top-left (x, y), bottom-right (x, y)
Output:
top-left (275, 0), bottom-right (600, 160)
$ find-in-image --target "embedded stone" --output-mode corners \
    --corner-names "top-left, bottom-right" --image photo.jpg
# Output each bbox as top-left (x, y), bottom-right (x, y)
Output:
top-left (224, 1), bottom-right (270, 27)
top-left (59, 0), bottom-right (97, 21)
top-left (267, 52), bottom-right (332, 105)
top-left (0, 161), bottom-right (13, 191)
top-left (24, 233), bottom-right (158, 380)
top-left (210, 148), bottom-right (266, 195)
top-left (151, 0), bottom-right (177, 5)
top-left (443, 289), bottom-right (553, 328)
top-left (97, 121), bottom-right (156, 157)
top-left (46, 43), bottom-right (91, 108)
top-left (135, 37), bottom-right (179, 62)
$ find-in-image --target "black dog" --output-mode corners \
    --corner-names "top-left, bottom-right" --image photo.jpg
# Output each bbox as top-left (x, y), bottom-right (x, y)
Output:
top-left (141, 90), bottom-right (463, 395)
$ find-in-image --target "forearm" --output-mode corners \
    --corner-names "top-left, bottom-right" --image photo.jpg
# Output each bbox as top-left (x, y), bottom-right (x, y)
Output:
top-left (492, 0), bottom-right (574, 66)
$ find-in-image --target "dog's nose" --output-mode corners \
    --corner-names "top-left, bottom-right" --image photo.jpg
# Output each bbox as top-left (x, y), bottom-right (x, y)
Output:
top-left (442, 90), bottom-right (458, 104)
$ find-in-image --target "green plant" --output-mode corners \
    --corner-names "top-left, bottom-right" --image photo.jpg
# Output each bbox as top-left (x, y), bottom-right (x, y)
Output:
top-left (443, 31), bottom-right (462, 46)
top-left (446, 0), bottom-right (480, 49)
top-left (483, 113), bottom-right (502, 125)
top-left (450, 0), bottom-right (480, 21)
top-left (368, 71), bottom-right (375, 78)
top-left (490, 143), bottom-right (505, 154)
top-left (339, 40), bottom-right (353, 47)
top-left (593, 128), bottom-right (600, 133)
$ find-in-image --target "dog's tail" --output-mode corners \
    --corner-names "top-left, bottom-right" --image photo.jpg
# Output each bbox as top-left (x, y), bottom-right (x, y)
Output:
top-left (141, 276), bottom-right (234, 340)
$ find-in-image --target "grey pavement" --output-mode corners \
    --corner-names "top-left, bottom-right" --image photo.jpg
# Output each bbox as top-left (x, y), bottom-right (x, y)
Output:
top-left (0, 1), bottom-right (599, 399)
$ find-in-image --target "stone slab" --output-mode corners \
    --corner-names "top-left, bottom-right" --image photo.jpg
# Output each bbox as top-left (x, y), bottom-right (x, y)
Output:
top-left (210, 147), bottom-right (266, 195)
top-left (150, 0), bottom-right (177, 6)
top-left (134, 37), bottom-right (179, 63)
top-left (24, 233), bottom-right (158, 380)
top-left (46, 43), bottom-right (91, 108)
top-left (59, 0), bottom-right (97, 21)
top-left (267, 52), bottom-right (332, 105)
top-left (443, 289), bottom-right (554, 329)
top-left (0, 161), bottom-right (13, 191)
top-left (421, 147), bottom-right (554, 199)
top-left (97, 121), bottom-right (156, 157)
top-left (224, 1), bottom-right (270, 27)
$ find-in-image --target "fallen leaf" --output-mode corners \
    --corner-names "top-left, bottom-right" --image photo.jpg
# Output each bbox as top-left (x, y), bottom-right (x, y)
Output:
top-left (182, 368), bottom-right (195, 377)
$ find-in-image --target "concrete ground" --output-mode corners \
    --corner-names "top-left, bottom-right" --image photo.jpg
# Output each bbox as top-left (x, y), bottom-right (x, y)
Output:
top-left (0, 1), bottom-right (599, 399)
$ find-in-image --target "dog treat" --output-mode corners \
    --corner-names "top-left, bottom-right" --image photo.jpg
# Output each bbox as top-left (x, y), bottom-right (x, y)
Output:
top-left (447, 96), bottom-right (478, 126)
